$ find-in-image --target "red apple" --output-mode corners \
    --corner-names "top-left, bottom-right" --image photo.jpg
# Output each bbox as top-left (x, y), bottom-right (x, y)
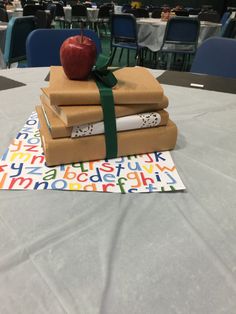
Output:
top-left (60, 35), bottom-right (97, 80)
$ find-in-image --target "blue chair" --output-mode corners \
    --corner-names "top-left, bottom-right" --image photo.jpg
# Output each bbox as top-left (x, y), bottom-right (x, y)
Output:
top-left (190, 37), bottom-right (236, 78)
top-left (26, 28), bottom-right (102, 67)
top-left (221, 18), bottom-right (236, 38)
top-left (110, 14), bottom-right (144, 66)
top-left (220, 11), bottom-right (231, 27)
top-left (4, 16), bottom-right (36, 68)
top-left (159, 16), bottom-right (200, 70)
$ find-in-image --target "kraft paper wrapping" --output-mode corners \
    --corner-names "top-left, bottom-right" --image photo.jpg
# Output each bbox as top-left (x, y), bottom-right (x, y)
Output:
top-left (36, 106), bottom-right (177, 166)
top-left (41, 88), bottom-right (169, 127)
top-left (40, 104), bottom-right (169, 139)
top-left (48, 66), bottom-right (164, 105)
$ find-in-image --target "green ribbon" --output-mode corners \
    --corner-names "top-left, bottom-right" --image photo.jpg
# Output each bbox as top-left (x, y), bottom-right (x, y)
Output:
top-left (92, 54), bottom-right (118, 159)
top-left (93, 54), bottom-right (117, 88)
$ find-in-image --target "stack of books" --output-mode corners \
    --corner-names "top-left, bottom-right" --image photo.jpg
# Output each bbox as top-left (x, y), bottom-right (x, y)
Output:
top-left (37, 66), bottom-right (177, 166)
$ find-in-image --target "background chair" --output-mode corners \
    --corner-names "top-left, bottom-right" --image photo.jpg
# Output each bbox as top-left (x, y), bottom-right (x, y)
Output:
top-left (221, 18), bottom-right (236, 38)
top-left (52, 2), bottom-right (70, 28)
top-left (26, 28), bottom-right (102, 67)
top-left (220, 11), bottom-right (231, 27)
top-left (0, 7), bottom-right (8, 22)
top-left (132, 8), bottom-right (149, 18)
top-left (67, 0), bottom-right (77, 6)
top-left (95, 4), bottom-right (112, 37)
top-left (198, 10), bottom-right (220, 23)
top-left (173, 9), bottom-right (189, 17)
top-left (102, 2), bottom-right (114, 11)
top-left (0, 1), bottom-right (5, 9)
top-left (158, 16), bottom-right (200, 70)
top-left (84, 2), bottom-right (92, 8)
top-left (71, 4), bottom-right (88, 28)
top-left (121, 3), bottom-right (132, 13)
top-left (201, 4), bottom-right (213, 11)
top-left (23, 4), bottom-right (44, 16)
top-left (151, 8), bottom-right (161, 18)
top-left (187, 8), bottom-right (201, 16)
top-left (4, 16), bottom-right (36, 68)
top-left (190, 37), bottom-right (236, 78)
top-left (109, 13), bottom-right (144, 66)
top-left (121, 7), bottom-right (135, 15)
top-left (46, 2), bottom-right (56, 20)
top-left (35, 10), bottom-right (53, 28)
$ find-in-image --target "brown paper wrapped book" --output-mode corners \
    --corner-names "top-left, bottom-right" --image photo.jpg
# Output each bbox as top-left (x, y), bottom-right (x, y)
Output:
top-left (41, 88), bottom-right (169, 127)
top-left (48, 66), bottom-right (164, 105)
top-left (41, 102), bottom-right (170, 139)
top-left (36, 106), bottom-right (177, 167)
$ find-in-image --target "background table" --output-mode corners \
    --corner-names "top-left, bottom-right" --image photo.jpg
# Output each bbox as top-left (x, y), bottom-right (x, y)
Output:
top-left (0, 67), bottom-right (236, 313)
top-left (137, 18), bottom-right (222, 51)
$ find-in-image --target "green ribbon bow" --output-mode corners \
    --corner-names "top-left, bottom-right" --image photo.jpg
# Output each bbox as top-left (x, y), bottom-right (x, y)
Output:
top-left (93, 54), bottom-right (117, 88)
top-left (92, 54), bottom-right (118, 160)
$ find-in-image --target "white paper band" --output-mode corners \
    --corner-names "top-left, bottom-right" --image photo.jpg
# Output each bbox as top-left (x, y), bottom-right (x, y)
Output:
top-left (71, 112), bottom-right (161, 138)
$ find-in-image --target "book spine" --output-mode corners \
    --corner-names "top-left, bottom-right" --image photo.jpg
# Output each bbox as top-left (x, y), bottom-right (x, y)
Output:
top-left (40, 94), bottom-right (68, 126)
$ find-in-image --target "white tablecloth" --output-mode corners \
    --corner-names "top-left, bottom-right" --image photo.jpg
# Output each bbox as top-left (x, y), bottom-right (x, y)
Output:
top-left (137, 18), bottom-right (222, 51)
top-left (0, 67), bottom-right (236, 313)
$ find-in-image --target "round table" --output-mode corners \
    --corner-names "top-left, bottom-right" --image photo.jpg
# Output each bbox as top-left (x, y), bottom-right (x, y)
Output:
top-left (0, 67), bottom-right (236, 313)
top-left (137, 18), bottom-right (222, 52)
